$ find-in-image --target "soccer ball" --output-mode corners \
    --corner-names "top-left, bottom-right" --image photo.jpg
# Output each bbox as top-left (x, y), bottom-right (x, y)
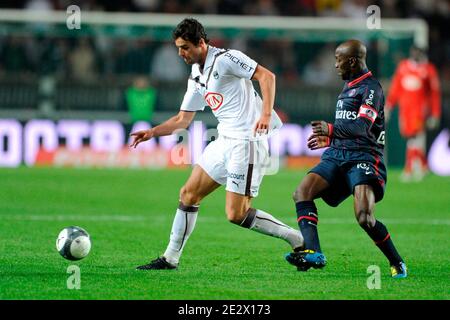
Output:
top-left (56, 226), bottom-right (91, 260)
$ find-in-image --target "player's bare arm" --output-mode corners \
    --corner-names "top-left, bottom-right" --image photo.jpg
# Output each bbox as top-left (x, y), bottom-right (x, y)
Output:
top-left (129, 110), bottom-right (196, 148)
top-left (251, 64), bottom-right (275, 135)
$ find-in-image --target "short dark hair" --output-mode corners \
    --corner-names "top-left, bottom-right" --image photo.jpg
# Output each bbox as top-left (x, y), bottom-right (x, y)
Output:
top-left (410, 45), bottom-right (427, 55)
top-left (172, 18), bottom-right (209, 46)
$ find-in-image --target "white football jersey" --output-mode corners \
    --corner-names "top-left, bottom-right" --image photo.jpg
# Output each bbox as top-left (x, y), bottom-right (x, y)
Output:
top-left (180, 46), bottom-right (283, 140)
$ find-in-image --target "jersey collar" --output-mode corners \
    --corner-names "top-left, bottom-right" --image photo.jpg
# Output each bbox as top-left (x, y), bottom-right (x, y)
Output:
top-left (192, 46), bottom-right (213, 78)
top-left (200, 45), bottom-right (216, 75)
top-left (347, 69), bottom-right (372, 87)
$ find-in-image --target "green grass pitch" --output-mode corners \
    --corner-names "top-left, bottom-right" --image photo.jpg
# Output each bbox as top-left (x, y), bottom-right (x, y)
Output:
top-left (0, 167), bottom-right (449, 300)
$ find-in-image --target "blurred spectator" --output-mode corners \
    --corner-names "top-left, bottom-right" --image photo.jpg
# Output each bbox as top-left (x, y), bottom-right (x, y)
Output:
top-left (25, 0), bottom-right (53, 11)
top-left (278, 40), bottom-right (300, 81)
top-left (151, 42), bottom-right (187, 82)
top-left (68, 38), bottom-right (97, 82)
top-left (0, 0), bottom-right (447, 88)
top-left (112, 39), bottom-right (131, 75)
top-left (245, 0), bottom-right (279, 16)
top-left (23, 0), bottom-right (54, 36)
top-left (255, 40), bottom-right (299, 82)
top-left (385, 46), bottom-right (442, 181)
top-left (190, 0), bottom-right (218, 14)
top-left (124, 76), bottom-right (157, 123)
top-left (229, 36), bottom-right (248, 54)
top-left (0, 37), bottom-right (31, 73)
top-left (378, 0), bottom-right (400, 18)
top-left (93, 34), bottom-right (114, 74)
top-left (316, 0), bottom-right (342, 17)
top-left (340, 0), bottom-right (368, 19)
top-left (114, 39), bottom-right (153, 75)
top-left (38, 38), bottom-right (69, 76)
top-left (160, 0), bottom-right (182, 13)
top-left (132, 0), bottom-right (160, 11)
top-left (301, 44), bottom-right (337, 86)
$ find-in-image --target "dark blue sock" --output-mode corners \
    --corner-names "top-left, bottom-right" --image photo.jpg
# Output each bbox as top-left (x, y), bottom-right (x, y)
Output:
top-left (296, 201), bottom-right (321, 253)
top-left (361, 220), bottom-right (403, 265)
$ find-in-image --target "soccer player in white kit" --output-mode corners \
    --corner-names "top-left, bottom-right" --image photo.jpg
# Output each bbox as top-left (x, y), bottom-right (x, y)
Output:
top-left (130, 18), bottom-right (303, 270)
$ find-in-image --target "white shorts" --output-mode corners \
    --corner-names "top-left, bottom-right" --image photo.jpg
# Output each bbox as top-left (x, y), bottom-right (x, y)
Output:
top-left (197, 136), bottom-right (269, 198)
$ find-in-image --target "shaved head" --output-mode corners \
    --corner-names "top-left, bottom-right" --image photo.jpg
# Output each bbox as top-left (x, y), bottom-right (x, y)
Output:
top-left (335, 39), bottom-right (368, 80)
top-left (336, 40), bottom-right (367, 60)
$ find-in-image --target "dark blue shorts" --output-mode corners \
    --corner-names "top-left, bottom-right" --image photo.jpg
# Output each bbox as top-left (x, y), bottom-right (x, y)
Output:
top-left (310, 147), bottom-right (387, 207)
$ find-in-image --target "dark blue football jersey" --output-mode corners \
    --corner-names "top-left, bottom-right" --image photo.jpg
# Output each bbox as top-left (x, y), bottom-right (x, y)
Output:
top-left (330, 69), bottom-right (386, 156)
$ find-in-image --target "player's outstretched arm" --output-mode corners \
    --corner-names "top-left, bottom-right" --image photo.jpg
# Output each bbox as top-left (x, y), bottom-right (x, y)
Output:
top-left (130, 110), bottom-right (196, 148)
top-left (311, 118), bottom-right (372, 140)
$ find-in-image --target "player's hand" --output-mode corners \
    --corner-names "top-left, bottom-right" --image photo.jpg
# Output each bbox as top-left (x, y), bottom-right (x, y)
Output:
top-left (426, 117), bottom-right (440, 130)
top-left (129, 129), bottom-right (154, 148)
top-left (307, 134), bottom-right (330, 150)
top-left (254, 113), bottom-right (271, 136)
top-left (311, 120), bottom-right (333, 137)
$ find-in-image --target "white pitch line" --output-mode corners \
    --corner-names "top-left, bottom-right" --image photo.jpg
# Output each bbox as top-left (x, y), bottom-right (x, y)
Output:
top-left (0, 214), bottom-right (147, 222)
top-left (1, 215), bottom-right (450, 225)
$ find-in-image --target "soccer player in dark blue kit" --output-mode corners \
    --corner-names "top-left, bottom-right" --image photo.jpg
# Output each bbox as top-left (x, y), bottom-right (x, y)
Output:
top-left (285, 40), bottom-right (407, 278)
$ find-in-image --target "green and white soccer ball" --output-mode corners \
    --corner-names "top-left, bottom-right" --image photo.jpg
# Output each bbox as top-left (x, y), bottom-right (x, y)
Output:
top-left (56, 226), bottom-right (91, 260)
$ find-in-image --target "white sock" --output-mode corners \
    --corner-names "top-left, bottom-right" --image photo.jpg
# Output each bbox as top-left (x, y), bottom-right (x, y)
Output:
top-left (240, 208), bottom-right (304, 250)
top-left (163, 203), bottom-right (199, 265)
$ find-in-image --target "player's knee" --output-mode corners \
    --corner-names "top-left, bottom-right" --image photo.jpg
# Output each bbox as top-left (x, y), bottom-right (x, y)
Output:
top-left (356, 210), bottom-right (375, 228)
top-left (293, 184), bottom-right (313, 202)
top-left (179, 186), bottom-right (201, 206)
top-left (292, 190), bottom-right (299, 202)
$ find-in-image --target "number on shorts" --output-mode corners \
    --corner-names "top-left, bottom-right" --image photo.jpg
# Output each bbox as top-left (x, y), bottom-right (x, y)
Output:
top-left (377, 131), bottom-right (385, 145)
